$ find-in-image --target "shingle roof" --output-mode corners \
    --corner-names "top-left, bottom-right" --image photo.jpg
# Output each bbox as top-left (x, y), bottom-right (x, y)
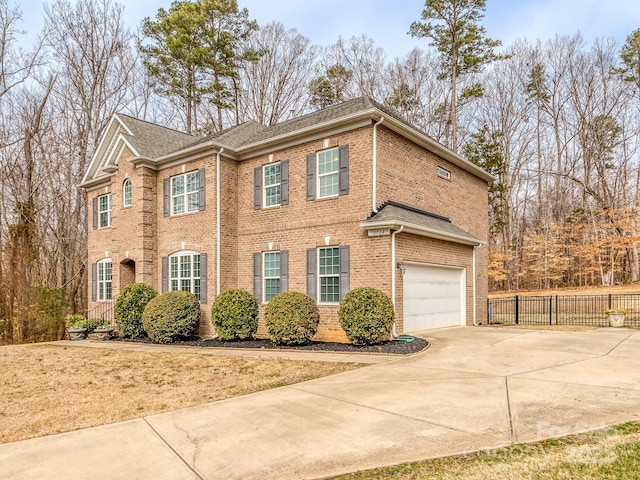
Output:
top-left (361, 201), bottom-right (481, 246)
top-left (117, 114), bottom-right (195, 158)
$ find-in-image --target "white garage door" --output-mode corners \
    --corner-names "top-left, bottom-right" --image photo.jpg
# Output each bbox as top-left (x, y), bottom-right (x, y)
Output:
top-left (403, 264), bottom-right (465, 332)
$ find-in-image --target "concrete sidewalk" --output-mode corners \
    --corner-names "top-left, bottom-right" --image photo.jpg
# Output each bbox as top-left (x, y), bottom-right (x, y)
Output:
top-left (2, 327), bottom-right (640, 479)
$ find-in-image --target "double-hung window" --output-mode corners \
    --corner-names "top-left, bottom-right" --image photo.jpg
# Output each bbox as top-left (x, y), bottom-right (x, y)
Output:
top-left (97, 259), bottom-right (112, 301)
top-left (98, 194), bottom-right (111, 228)
top-left (317, 147), bottom-right (340, 198)
top-left (171, 171), bottom-right (200, 215)
top-left (318, 247), bottom-right (340, 303)
top-left (123, 179), bottom-right (132, 207)
top-left (169, 252), bottom-right (201, 300)
top-left (263, 251), bottom-right (281, 302)
top-left (263, 163), bottom-right (281, 207)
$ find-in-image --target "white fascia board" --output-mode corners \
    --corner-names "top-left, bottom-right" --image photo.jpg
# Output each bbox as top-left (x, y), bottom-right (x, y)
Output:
top-left (360, 219), bottom-right (483, 246)
top-left (82, 115), bottom-right (131, 184)
top-left (113, 114), bottom-right (134, 136)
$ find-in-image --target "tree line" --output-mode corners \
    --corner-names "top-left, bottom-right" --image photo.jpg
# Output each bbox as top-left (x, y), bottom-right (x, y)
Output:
top-left (1, 0), bottom-right (639, 343)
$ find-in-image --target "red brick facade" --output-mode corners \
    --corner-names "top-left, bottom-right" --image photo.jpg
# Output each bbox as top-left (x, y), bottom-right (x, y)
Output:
top-left (84, 100), bottom-right (490, 342)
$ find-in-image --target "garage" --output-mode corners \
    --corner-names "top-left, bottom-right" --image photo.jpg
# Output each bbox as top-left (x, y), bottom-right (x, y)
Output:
top-left (403, 263), bottom-right (465, 332)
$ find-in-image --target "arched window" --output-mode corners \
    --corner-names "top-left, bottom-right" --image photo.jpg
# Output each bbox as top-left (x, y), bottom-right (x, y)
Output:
top-left (123, 178), bottom-right (132, 207)
top-left (170, 251), bottom-right (201, 299)
top-left (97, 258), bottom-right (112, 301)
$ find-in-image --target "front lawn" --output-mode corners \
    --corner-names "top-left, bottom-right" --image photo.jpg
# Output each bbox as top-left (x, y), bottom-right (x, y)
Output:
top-left (0, 343), bottom-right (361, 444)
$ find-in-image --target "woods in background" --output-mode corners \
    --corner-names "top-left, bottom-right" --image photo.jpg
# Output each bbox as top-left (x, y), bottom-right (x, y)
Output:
top-left (1, 0), bottom-right (639, 343)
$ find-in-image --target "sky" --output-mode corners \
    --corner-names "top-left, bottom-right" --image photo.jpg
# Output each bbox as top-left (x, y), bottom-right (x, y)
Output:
top-left (15, 0), bottom-right (640, 58)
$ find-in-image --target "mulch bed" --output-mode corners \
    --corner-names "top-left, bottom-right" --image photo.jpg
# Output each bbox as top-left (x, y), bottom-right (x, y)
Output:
top-left (109, 335), bottom-right (429, 355)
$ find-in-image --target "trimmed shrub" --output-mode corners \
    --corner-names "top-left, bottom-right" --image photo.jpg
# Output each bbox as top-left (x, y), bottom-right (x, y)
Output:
top-left (65, 314), bottom-right (87, 329)
top-left (115, 283), bottom-right (158, 338)
top-left (142, 291), bottom-right (200, 343)
top-left (338, 287), bottom-right (394, 345)
top-left (211, 289), bottom-right (259, 340)
top-left (265, 292), bottom-right (319, 345)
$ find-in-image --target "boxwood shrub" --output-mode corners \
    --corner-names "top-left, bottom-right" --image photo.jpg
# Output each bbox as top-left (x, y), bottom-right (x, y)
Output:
top-left (338, 287), bottom-right (394, 345)
top-left (211, 289), bottom-right (259, 340)
top-left (114, 283), bottom-right (158, 338)
top-left (265, 291), bottom-right (319, 345)
top-left (142, 291), bottom-right (200, 343)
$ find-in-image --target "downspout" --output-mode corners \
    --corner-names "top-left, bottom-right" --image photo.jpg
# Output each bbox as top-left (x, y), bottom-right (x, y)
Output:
top-left (216, 148), bottom-right (224, 297)
top-left (372, 116), bottom-right (384, 213)
top-left (391, 225), bottom-right (404, 338)
top-left (473, 245), bottom-right (478, 326)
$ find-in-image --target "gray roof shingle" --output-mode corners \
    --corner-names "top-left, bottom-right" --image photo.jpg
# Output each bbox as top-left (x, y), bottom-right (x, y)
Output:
top-left (117, 114), bottom-right (195, 158)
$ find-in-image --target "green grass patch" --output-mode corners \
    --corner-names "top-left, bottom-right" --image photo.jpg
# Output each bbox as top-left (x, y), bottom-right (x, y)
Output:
top-left (332, 422), bottom-right (640, 479)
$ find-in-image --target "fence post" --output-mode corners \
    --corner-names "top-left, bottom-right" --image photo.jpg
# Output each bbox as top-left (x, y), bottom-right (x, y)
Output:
top-left (608, 294), bottom-right (612, 310)
top-left (549, 296), bottom-right (552, 325)
top-left (555, 295), bottom-right (558, 325)
top-left (515, 295), bottom-right (519, 325)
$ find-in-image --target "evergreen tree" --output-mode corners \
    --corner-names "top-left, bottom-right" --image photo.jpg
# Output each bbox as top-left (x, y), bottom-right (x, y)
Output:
top-left (409, 0), bottom-right (502, 151)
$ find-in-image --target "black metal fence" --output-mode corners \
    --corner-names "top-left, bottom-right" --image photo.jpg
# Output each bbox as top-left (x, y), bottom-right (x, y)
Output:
top-left (488, 294), bottom-right (640, 327)
top-left (87, 302), bottom-right (115, 328)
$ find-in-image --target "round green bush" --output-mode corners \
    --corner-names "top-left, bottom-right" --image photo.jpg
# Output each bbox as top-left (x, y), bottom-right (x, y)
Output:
top-left (114, 283), bottom-right (158, 338)
top-left (211, 289), bottom-right (259, 340)
top-left (265, 292), bottom-right (319, 345)
top-left (142, 291), bottom-right (201, 343)
top-left (338, 287), bottom-right (395, 345)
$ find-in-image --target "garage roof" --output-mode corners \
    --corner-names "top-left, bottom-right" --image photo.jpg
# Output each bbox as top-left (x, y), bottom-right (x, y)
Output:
top-left (360, 201), bottom-right (482, 246)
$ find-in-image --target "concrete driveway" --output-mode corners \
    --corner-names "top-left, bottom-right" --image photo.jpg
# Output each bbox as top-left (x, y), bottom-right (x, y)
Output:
top-left (2, 326), bottom-right (640, 479)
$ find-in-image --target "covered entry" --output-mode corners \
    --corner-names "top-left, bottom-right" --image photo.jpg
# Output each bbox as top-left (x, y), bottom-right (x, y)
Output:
top-left (403, 263), bottom-right (465, 332)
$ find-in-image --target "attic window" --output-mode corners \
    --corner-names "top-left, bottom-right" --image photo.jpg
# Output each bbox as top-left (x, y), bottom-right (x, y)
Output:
top-left (437, 166), bottom-right (451, 180)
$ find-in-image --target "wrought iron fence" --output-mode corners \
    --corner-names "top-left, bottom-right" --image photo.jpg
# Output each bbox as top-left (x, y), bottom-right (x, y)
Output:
top-left (488, 294), bottom-right (640, 327)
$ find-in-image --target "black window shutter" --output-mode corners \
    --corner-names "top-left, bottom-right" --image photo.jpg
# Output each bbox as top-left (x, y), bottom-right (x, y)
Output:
top-left (91, 262), bottom-right (97, 302)
top-left (198, 168), bottom-right (206, 211)
top-left (339, 145), bottom-right (349, 196)
top-left (306, 248), bottom-right (316, 300)
top-left (280, 160), bottom-right (289, 205)
top-left (92, 197), bottom-right (98, 230)
top-left (339, 246), bottom-right (350, 300)
top-left (253, 253), bottom-right (261, 300)
top-left (306, 153), bottom-right (316, 201)
top-left (161, 256), bottom-right (169, 293)
top-left (199, 253), bottom-right (207, 303)
top-left (254, 167), bottom-right (262, 210)
top-left (280, 250), bottom-right (289, 293)
top-left (163, 179), bottom-right (170, 217)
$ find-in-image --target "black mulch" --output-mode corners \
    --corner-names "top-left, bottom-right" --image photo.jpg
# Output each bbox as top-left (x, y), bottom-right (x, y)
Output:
top-left (109, 335), bottom-right (429, 355)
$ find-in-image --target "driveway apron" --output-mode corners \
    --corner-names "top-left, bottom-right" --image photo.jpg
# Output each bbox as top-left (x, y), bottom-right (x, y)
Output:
top-left (1, 327), bottom-right (639, 479)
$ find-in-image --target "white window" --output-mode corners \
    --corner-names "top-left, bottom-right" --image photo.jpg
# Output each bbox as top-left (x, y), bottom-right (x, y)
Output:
top-left (171, 171), bottom-right (199, 215)
top-left (97, 259), bottom-right (112, 301)
top-left (437, 166), bottom-right (451, 180)
top-left (317, 147), bottom-right (339, 198)
top-left (263, 251), bottom-right (281, 302)
top-left (98, 194), bottom-right (111, 228)
top-left (318, 247), bottom-right (340, 303)
top-left (123, 179), bottom-right (132, 207)
top-left (169, 252), bottom-right (201, 300)
top-left (263, 163), bottom-right (281, 207)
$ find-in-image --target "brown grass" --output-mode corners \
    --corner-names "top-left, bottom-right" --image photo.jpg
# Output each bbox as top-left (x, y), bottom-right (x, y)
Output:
top-left (0, 343), bottom-right (361, 444)
top-left (490, 283), bottom-right (640, 298)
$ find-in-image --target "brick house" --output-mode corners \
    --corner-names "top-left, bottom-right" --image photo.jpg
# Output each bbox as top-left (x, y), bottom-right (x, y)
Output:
top-left (80, 97), bottom-right (492, 342)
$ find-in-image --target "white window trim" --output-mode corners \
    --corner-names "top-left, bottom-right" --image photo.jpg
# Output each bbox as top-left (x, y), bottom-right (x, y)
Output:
top-left (169, 250), bottom-right (201, 300)
top-left (123, 179), bottom-right (132, 207)
top-left (316, 147), bottom-right (340, 199)
top-left (171, 171), bottom-right (199, 216)
top-left (317, 247), bottom-right (340, 304)
top-left (97, 258), bottom-right (112, 302)
top-left (262, 162), bottom-right (281, 208)
top-left (98, 194), bottom-right (111, 228)
top-left (262, 251), bottom-right (281, 303)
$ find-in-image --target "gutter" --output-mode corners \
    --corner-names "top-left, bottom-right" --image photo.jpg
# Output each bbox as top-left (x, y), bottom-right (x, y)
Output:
top-left (372, 116), bottom-right (384, 213)
top-left (473, 245), bottom-right (478, 326)
top-left (391, 225), bottom-right (404, 338)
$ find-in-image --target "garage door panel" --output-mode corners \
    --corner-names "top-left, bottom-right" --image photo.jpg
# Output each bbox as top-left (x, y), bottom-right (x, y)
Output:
top-left (403, 264), bottom-right (464, 332)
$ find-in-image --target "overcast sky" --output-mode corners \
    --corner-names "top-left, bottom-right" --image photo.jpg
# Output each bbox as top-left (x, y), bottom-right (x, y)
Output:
top-left (16, 0), bottom-right (640, 58)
